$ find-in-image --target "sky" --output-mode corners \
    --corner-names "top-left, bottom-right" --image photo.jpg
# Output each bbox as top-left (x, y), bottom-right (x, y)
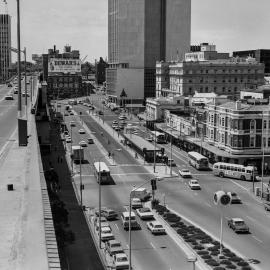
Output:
top-left (1, 0), bottom-right (270, 63)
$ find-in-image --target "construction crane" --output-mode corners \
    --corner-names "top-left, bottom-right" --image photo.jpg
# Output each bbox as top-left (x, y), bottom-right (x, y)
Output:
top-left (81, 55), bottom-right (88, 63)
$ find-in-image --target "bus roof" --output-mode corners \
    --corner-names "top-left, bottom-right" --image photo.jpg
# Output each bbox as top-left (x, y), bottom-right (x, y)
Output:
top-left (125, 134), bottom-right (161, 151)
top-left (94, 161), bottom-right (110, 172)
top-left (188, 151), bottom-right (208, 160)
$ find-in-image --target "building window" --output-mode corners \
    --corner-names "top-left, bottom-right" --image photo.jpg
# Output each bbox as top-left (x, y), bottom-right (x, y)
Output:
top-left (263, 137), bottom-right (267, 148)
top-left (234, 87), bottom-right (237, 92)
top-left (234, 78), bottom-right (237, 83)
top-left (214, 87), bottom-right (217, 91)
top-left (221, 133), bottom-right (225, 143)
top-left (264, 120), bottom-right (267, 130)
top-left (222, 118), bottom-right (225, 127)
top-left (250, 119), bottom-right (255, 131)
top-left (222, 87), bottom-right (225, 92)
top-left (250, 136), bottom-right (255, 147)
top-left (206, 70), bottom-right (208, 74)
top-left (268, 137), bottom-right (270, 147)
top-left (205, 87), bottom-right (208, 92)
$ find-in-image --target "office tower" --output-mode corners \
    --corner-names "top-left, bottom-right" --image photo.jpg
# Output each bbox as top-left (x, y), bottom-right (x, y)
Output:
top-left (0, 14), bottom-right (11, 83)
top-left (107, 0), bottom-right (191, 104)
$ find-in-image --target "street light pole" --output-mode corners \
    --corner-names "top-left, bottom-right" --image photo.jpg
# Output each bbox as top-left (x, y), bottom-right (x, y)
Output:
top-left (70, 125), bottom-right (73, 174)
top-left (154, 126), bottom-right (156, 173)
top-left (98, 160), bottom-right (102, 249)
top-left (170, 130), bottom-right (173, 176)
top-left (261, 115), bottom-right (265, 199)
top-left (24, 47), bottom-right (27, 109)
top-left (79, 145), bottom-right (83, 207)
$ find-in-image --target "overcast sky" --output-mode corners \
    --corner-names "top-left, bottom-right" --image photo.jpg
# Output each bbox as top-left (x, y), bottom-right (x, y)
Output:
top-left (1, 0), bottom-right (269, 62)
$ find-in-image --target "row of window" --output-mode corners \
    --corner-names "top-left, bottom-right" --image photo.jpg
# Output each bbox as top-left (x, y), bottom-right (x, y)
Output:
top-left (175, 68), bottom-right (262, 75)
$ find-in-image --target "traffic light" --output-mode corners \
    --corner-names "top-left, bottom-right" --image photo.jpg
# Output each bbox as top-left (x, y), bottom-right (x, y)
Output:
top-left (151, 179), bottom-right (157, 190)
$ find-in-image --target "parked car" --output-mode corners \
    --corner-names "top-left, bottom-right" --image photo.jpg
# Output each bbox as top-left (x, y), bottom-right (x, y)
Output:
top-left (166, 159), bottom-right (176, 167)
top-left (136, 207), bottom-right (154, 220)
top-left (105, 240), bottom-right (124, 256)
top-left (228, 192), bottom-right (242, 204)
top-left (101, 208), bottom-right (118, 220)
top-left (188, 179), bottom-right (201, 190)
top-left (66, 137), bottom-right (72, 143)
top-left (79, 140), bottom-right (87, 147)
top-left (145, 136), bottom-right (153, 142)
top-left (78, 129), bottom-right (85, 134)
top-left (178, 168), bottom-right (192, 178)
top-left (131, 198), bottom-right (143, 209)
top-left (147, 221), bottom-right (166, 235)
top-left (112, 253), bottom-right (129, 270)
top-left (228, 218), bottom-right (249, 233)
top-left (5, 95), bottom-right (14, 100)
top-left (263, 201), bottom-right (270, 211)
top-left (70, 121), bottom-right (76, 127)
top-left (98, 226), bottom-right (115, 242)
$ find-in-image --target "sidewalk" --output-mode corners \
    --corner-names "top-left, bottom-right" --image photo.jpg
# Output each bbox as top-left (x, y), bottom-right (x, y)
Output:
top-left (0, 113), bottom-right (55, 270)
top-left (37, 119), bottom-right (104, 270)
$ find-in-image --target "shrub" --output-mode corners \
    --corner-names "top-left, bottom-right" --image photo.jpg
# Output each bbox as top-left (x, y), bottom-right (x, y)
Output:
top-left (170, 223), bottom-right (179, 227)
top-left (230, 257), bottom-right (242, 262)
top-left (210, 251), bottom-right (220, 256)
top-left (177, 229), bottom-right (187, 235)
top-left (226, 265), bottom-right (237, 269)
top-left (222, 248), bottom-right (231, 253)
top-left (197, 250), bottom-right (209, 255)
top-left (205, 259), bottom-right (220, 266)
top-left (208, 246), bottom-right (219, 251)
top-left (225, 253), bottom-right (236, 258)
top-left (220, 260), bottom-right (232, 265)
top-left (237, 262), bottom-right (249, 267)
top-left (202, 255), bottom-right (212, 260)
top-left (194, 245), bottom-right (204, 250)
top-left (241, 267), bottom-right (252, 270)
top-left (200, 239), bottom-right (210, 244)
top-left (212, 241), bottom-right (220, 246)
top-left (213, 267), bottom-right (225, 270)
top-left (167, 216), bottom-right (181, 223)
top-left (163, 212), bottom-right (176, 219)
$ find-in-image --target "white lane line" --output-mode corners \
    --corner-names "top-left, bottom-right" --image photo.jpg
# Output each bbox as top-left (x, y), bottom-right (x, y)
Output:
top-left (150, 242), bottom-right (156, 249)
top-left (193, 192), bottom-right (198, 196)
top-left (230, 179), bottom-right (249, 192)
top-left (246, 215), bottom-right (256, 222)
top-left (252, 236), bottom-right (263, 243)
top-left (115, 224), bottom-right (119, 231)
top-left (204, 202), bottom-right (212, 208)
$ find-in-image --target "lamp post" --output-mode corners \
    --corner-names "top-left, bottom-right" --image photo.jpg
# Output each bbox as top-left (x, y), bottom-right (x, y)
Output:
top-left (79, 144), bottom-right (83, 208)
top-left (153, 125), bottom-right (156, 173)
top-left (70, 124), bottom-right (73, 174)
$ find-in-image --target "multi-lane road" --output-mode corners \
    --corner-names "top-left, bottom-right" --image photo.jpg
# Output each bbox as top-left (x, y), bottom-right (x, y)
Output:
top-left (58, 95), bottom-right (270, 269)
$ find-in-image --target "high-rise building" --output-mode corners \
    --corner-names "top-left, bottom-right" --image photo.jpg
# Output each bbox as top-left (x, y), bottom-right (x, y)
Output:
top-left (106, 0), bottom-right (191, 105)
top-left (0, 14), bottom-right (11, 83)
top-left (233, 49), bottom-right (270, 76)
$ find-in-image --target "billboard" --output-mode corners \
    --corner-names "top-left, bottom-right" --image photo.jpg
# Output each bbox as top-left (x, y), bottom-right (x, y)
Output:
top-left (48, 58), bottom-right (81, 74)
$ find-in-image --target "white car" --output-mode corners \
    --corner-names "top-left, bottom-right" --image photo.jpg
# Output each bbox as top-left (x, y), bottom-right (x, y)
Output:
top-left (147, 221), bottom-right (166, 235)
top-left (131, 198), bottom-right (143, 209)
top-left (178, 168), bottom-right (192, 178)
top-left (188, 179), bottom-right (201, 190)
top-left (112, 123), bottom-right (118, 129)
top-left (112, 253), bottom-right (129, 270)
top-left (136, 207), bottom-right (154, 220)
top-left (66, 137), bottom-right (72, 143)
top-left (98, 226), bottom-right (115, 242)
top-left (78, 129), bottom-right (85, 134)
top-left (79, 140), bottom-right (87, 147)
top-left (5, 95), bottom-right (14, 100)
top-left (70, 121), bottom-right (76, 127)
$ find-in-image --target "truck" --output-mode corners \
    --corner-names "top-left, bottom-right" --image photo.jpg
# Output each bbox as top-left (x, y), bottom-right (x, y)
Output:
top-left (131, 188), bottom-right (151, 202)
top-left (71, 146), bottom-right (84, 164)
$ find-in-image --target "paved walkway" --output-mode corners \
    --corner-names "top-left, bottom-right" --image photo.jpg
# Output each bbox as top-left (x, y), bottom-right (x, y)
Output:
top-left (37, 120), bottom-right (104, 270)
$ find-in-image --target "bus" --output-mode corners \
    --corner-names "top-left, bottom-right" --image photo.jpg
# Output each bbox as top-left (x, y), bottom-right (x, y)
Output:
top-left (150, 131), bottom-right (166, 144)
top-left (93, 162), bottom-right (111, 184)
top-left (188, 151), bottom-right (209, 170)
top-left (213, 162), bottom-right (258, 181)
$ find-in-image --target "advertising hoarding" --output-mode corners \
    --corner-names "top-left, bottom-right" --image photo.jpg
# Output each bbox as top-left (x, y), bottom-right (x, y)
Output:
top-left (48, 58), bottom-right (81, 74)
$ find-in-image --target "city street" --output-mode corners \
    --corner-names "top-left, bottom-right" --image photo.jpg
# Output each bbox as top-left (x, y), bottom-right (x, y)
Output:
top-left (62, 95), bottom-right (270, 269)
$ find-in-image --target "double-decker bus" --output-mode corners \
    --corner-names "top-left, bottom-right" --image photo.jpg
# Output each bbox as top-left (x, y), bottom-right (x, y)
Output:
top-left (93, 162), bottom-right (111, 184)
top-left (150, 131), bottom-right (166, 144)
top-left (187, 151), bottom-right (209, 170)
top-left (213, 162), bottom-right (258, 181)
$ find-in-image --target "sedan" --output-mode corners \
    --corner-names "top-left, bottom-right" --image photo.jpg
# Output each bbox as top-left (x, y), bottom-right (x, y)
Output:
top-left (136, 207), bottom-right (154, 220)
top-left (78, 129), bottom-right (85, 134)
top-left (98, 226), bottom-right (115, 242)
top-left (131, 198), bottom-right (143, 209)
top-left (5, 95), bottom-right (14, 100)
top-left (178, 168), bottom-right (192, 178)
top-left (105, 240), bottom-right (124, 256)
top-left (228, 192), bottom-right (242, 204)
top-left (112, 253), bottom-right (129, 270)
top-left (79, 140), bottom-right (87, 147)
top-left (147, 221), bottom-right (166, 235)
top-left (228, 218), bottom-right (249, 233)
top-left (188, 179), bottom-right (201, 190)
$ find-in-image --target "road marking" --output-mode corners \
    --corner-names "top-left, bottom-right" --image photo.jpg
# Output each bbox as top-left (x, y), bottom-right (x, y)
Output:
top-left (246, 215), bottom-right (256, 222)
top-left (150, 242), bottom-right (156, 249)
top-left (193, 192), bottom-right (198, 196)
top-left (115, 224), bottom-right (119, 231)
top-left (230, 179), bottom-right (249, 192)
top-left (252, 236), bottom-right (263, 243)
top-left (204, 202), bottom-right (212, 208)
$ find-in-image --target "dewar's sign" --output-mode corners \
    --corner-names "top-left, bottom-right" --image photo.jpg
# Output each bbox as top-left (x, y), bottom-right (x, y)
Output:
top-left (48, 58), bottom-right (81, 74)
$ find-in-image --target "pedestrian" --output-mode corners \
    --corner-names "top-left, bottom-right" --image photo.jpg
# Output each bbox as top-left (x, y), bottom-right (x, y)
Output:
top-left (60, 156), bottom-right (63, 163)
top-left (135, 152), bottom-right (138, 159)
top-left (108, 151), bottom-right (111, 158)
top-left (57, 156), bottom-right (60, 163)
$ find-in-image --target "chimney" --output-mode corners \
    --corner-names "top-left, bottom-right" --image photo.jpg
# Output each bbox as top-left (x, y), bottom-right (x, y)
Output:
top-left (236, 100), bottom-right (241, 110)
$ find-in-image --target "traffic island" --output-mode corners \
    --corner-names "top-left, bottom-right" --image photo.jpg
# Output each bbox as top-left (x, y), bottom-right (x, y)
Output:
top-left (151, 202), bottom-right (255, 270)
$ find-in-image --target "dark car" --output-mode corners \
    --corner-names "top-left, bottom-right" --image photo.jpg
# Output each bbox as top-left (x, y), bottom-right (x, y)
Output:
top-left (264, 201), bottom-right (270, 211)
top-left (98, 110), bottom-right (104, 115)
top-left (228, 218), bottom-right (249, 233)
top-left (228, 192), bottom-right (242, 204)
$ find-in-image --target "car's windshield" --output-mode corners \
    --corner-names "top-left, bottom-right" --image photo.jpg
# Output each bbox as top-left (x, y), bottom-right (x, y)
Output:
top-left (235, 221), bottom-right (244, 225)
top-left (155, 225), bottom-right (163, 228)
top-left (111, 243), bottom-right (121, 247)
top-left (182, 169), bottom-right (190, 172)
top-left (117, 257), bottom-right (128, 262)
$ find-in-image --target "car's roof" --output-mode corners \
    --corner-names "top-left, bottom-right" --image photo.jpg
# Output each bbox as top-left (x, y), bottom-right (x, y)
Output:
top-left (150, 221), bottom-right (162, 225)
top-left (231, 218), bottom-right (244, 222)
top-left (108, 239), bottom-right (120, 244)
top-left (115, 253), bottom-right (127, 258)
